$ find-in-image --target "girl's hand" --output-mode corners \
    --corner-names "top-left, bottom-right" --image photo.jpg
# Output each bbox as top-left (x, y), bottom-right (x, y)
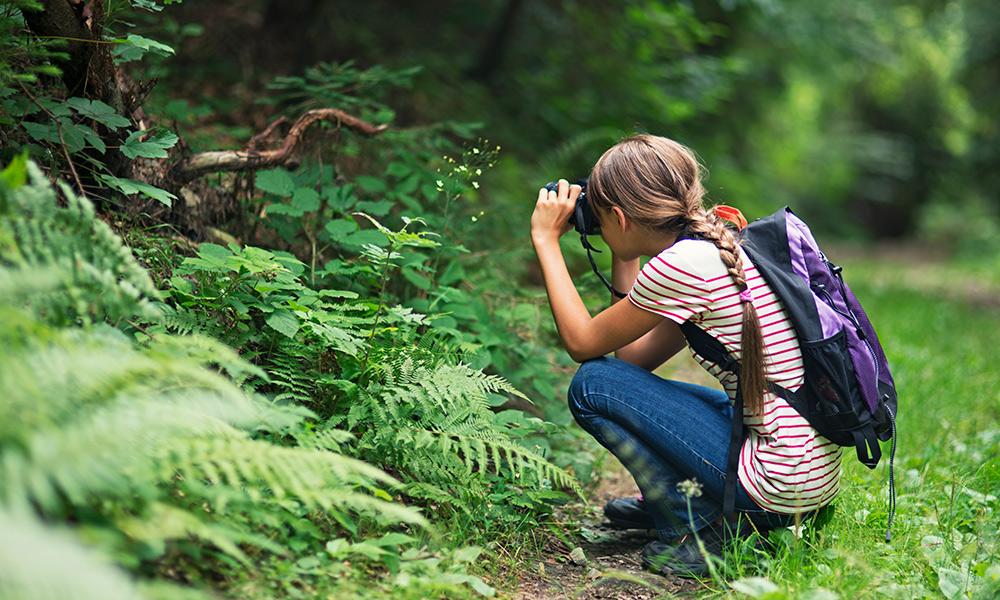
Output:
top-left (531, 178), bottom-right (582, 245)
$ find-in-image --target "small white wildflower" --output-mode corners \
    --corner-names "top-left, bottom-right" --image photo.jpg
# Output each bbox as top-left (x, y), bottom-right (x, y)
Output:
top-left (435, 180), bottom-right (444, 188)
top-left (472, 181), bottom-right (479, 189)
top-left (472, 147), bottom-right (480, 154)
top-left (475, 168), bottom-right (482, 176)
top-left (677, 478), bottom-right (703, 498)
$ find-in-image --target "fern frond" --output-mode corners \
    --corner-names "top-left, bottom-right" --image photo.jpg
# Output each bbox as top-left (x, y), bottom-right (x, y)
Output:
top-left (0, 509), bottom-right (147, 600)
top-left (116, 502), bottom-right (285, 566)
top-left (0, 161), bottom-right (161, 325)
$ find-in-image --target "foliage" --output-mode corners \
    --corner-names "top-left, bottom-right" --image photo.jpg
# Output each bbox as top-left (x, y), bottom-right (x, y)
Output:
top-left (0, 153), bottom-right (161, 325)
top-left (158, 216), bottom-right (578, 514)
top-left (0, 159), bottom-right (518, 599)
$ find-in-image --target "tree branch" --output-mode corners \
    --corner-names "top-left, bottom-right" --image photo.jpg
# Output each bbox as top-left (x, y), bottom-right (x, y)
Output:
top-left (169, 108), bottom-right (388, 183)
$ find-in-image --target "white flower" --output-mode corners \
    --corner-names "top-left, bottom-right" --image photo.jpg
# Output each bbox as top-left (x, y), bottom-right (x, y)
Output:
top-left (677, 479), bottom-right (703, 498)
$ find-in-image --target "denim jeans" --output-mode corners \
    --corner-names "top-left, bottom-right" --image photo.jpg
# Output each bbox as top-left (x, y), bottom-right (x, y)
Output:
top-left (568, 355), bottom-right (800, 541)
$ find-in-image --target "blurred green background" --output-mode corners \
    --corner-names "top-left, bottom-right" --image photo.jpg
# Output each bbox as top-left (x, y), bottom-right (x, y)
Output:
top-left (150, 0), bottom-right (998, 259)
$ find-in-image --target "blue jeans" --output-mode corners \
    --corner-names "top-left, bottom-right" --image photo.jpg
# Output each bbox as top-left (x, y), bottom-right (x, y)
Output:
top-left (568, 355), bottom-right (799, 541)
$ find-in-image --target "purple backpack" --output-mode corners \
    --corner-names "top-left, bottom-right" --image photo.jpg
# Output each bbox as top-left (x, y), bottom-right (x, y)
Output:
top-left (678, 207), bottom-right (899, 541)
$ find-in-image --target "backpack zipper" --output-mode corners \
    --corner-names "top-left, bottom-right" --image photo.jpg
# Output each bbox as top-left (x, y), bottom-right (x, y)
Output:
top-left (816, 254), bottom-right (882, 396)
top-left (820, 254), bottom-right (897, 543)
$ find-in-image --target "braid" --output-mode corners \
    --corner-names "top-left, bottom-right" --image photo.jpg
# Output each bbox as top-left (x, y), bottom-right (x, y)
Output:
top-left (686, 209), bottom-right (767, 416)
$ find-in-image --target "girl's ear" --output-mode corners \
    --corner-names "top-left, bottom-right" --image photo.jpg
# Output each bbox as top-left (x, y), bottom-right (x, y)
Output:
top-left (611, 206), bottom-right (628, 232)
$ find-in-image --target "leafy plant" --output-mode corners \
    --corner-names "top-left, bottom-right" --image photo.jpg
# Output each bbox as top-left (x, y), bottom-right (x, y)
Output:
top-left (0, 157), bottom-right (437, 598)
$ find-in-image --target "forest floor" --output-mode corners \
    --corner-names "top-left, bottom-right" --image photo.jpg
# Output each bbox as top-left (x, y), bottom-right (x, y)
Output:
top-left (511, 455), bottom-right (694, 600)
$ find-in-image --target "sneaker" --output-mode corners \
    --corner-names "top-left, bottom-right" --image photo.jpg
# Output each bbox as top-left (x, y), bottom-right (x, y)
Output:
top-left (640, 521), bottom-right (732, 579)
top-left (602, 496), bottom-right (655, 530)
top-left (640, 517), bottom-right (775, 578)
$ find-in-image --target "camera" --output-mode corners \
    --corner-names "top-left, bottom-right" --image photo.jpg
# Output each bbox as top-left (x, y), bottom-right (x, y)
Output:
top-left (543, 177), bottom-right (626, 299)
top-left (544, 178), bottom-right (600, 236)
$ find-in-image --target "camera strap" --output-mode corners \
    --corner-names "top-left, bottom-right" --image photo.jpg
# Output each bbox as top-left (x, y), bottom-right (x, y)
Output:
top-left (579, 232), bottom-right (627, 299)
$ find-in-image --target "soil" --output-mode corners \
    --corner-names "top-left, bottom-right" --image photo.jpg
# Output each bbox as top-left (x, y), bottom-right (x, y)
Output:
top-left (510, 455), bottom-right (703, 600)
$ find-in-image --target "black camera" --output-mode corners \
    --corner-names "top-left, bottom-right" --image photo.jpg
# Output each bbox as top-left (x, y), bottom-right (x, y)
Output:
top-left (543, 177), bottom-right (626, 298)
top-left (543, 178), bottom-right (600, 236)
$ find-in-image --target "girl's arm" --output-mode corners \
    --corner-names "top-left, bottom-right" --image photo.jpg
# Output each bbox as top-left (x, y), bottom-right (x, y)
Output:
top-left (610, 254), bottom-right (687, 371)
top-left (531, 180), bottom-right (676, 363)
top-left (532, 235), bottom-right (665, 362)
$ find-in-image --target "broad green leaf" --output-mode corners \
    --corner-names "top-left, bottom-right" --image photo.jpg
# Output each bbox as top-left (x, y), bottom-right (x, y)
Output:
top-left (401, 267), bottom-right (432, 291)
top-left (59, 122), bottom-right (90, 153)
top-left (20, 121), bottom-right (61, 146)
top-left (386, 162), bottom-right (410, 178)
top-left (454, 545), bottom-right (484, 563)
top-left (255, 168), bottom-right (295, 196)
top-left (98, 174), bottom-right (177, 207)
top-left (266, 309), bottom-right (300, 339)
top-left (324, 184), bottom-right (356, 210)
top-left (355, 199), bottom-right (393, 216)
top-left (76, 124), bottom-right (106, 153)
top-left (342, 229), bottom-right (388, 247)
top-left (372, 532), bottom-right (416, 547)
top-left (292, 187), bottom-right (320, 212)
top-left (316, 289), bottom-right (359, 299)
top-left (38, 97), bottom-right (72, 117)
top-left (0, 152), bottom-right (28, 188)
top-left (324, 219), bottom-right (359, 238)
top-left (121, 129), bottom-right (178, 159)
top-left (114, 34), bottom-right (176, 63)
top-left (21, 119), bottom-right (92, 154)
top-left (730, 577), bottom-right (780, 598)
top-left (467, 576), bottom-right (495, 597)
top-left (355, 175), bottom-right (386, 194)
top-left (66, 97), bottom-right (131, 129)
top-left (936, 567), bottom-right (964, 599)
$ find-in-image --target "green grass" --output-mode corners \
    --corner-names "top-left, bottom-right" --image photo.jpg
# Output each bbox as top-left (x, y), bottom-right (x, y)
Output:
top-left (702, 258), bottom-right (1000, 598)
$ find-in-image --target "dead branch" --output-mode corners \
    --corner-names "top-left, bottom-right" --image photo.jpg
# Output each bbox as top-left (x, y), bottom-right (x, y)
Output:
top-left (169, 108), bottom-right (389, 183)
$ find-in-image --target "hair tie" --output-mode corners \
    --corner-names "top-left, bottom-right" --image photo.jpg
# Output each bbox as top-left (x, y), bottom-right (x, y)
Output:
top-left (739, 288), bottom-right (753, 303)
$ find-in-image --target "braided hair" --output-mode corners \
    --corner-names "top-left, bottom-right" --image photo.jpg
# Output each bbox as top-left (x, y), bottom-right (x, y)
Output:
top-left (588, 134), bottom-right (767, 415)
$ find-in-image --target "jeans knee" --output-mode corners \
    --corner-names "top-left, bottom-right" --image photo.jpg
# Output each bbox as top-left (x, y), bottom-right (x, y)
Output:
top-left (567, 356), bottom-right (609, 417)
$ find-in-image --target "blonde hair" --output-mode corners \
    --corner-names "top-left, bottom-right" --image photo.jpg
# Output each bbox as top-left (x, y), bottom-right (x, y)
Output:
top-left (588, 133), bottom-right (767, 415)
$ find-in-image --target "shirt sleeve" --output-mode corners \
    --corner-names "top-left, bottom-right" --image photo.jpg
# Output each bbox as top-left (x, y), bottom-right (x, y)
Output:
top-left (626, 249), bottom-right (712, 324)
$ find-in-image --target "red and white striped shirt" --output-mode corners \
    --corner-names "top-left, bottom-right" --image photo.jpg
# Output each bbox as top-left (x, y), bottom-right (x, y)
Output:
top-left (627, 239), bottom-right (841, 513)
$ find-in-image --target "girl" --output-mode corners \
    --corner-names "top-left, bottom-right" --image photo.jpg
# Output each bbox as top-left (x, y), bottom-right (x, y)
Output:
top-left (529, 134), bottom-right (840, 577)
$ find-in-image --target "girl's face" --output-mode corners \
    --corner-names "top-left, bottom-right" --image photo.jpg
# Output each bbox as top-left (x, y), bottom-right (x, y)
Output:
top-left (595, 204), bottom-right (632, 259)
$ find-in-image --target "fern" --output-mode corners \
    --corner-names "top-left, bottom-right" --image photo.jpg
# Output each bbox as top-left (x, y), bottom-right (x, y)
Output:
top-left (348, 345), bottom-right (581, 503)
top-left (0, 509), bottom-right (153, 600)
top-left (0, 157), bottom-right (161, 325)
top-left (0, 158), bottom-right (432, 596)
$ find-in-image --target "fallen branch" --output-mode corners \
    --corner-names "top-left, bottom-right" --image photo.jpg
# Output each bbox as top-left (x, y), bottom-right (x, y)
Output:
top-left (169, 108), bottom-right (389, 183)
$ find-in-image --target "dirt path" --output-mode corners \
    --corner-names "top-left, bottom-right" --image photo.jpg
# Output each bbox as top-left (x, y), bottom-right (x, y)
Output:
top-left (511, 455), bottom-right (698, 600)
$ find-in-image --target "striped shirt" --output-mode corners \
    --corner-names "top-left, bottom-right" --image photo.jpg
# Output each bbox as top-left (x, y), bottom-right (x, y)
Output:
top-left (627, 239), bottom-right (841, 513)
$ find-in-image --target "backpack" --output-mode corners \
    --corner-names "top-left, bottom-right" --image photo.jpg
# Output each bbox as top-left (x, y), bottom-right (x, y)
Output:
top-left (677, 206), bottom-right (899, 542)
